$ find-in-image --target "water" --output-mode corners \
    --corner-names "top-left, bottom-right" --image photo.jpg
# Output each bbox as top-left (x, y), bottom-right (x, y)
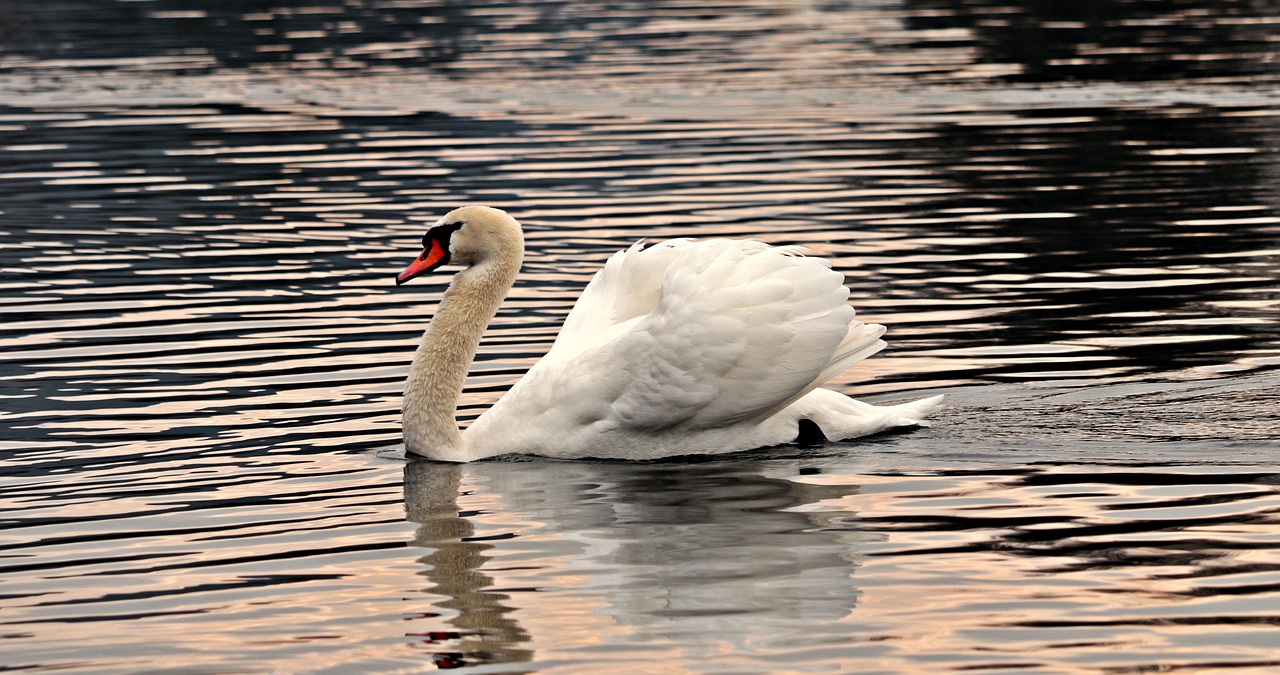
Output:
top-left (2, 0), bottom-right (1279, 672)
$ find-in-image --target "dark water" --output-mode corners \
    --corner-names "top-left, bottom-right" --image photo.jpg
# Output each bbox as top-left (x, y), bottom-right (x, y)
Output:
top-left (2, 1), bottom-right (1279, 672)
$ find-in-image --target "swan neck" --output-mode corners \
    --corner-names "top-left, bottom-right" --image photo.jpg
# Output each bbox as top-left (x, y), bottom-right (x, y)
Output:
top-left (403, 254), bottom-right (520, 461)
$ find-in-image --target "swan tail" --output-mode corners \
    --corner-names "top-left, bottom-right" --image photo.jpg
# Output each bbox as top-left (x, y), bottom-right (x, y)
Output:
top-left (787, 388), bottom-right (943, 443)
top-left (886, 394), bottom-right (945, 427)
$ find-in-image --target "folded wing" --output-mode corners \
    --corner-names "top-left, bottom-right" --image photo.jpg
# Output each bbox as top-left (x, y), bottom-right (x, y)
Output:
top-left (532, 239), bottom-right (884, 431)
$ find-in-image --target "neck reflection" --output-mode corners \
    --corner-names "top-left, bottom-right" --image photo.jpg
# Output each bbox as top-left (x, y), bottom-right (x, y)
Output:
top-left (403, 460), bottom-right (533, 669)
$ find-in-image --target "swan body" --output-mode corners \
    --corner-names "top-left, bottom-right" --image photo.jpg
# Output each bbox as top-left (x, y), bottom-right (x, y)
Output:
top-left (397, 205), bottom-right (941, 462)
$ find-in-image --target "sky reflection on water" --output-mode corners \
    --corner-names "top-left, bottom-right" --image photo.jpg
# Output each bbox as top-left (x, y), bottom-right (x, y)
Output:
top-left (1, 0), bottom-right (1279, 672)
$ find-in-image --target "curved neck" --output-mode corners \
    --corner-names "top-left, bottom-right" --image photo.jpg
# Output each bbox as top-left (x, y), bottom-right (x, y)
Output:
top-left (403, 254), bottom-right (521, 461)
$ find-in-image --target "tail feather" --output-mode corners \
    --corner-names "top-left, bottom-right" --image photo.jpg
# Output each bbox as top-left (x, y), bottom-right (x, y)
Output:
top-left (887, 394), bottom-right (945, 427)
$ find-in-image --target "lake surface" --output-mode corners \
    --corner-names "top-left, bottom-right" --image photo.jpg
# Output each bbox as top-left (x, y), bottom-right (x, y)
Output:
top-left (2, 0), bottom-right (1279, 672)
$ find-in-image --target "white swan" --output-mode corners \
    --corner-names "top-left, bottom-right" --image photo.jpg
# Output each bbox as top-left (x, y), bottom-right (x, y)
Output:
top-left (395, 205), bottom-right (942, 462)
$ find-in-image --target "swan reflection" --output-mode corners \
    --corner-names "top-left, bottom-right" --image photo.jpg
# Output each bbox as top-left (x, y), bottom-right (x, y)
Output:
top-left (403, 457), bottom-right (877, 663)
top-left (403, 461), bottom-right (533, 669)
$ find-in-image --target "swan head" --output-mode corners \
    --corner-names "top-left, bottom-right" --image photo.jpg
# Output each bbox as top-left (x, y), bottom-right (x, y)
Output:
top-left (396, 205), bottom-right (523, 285)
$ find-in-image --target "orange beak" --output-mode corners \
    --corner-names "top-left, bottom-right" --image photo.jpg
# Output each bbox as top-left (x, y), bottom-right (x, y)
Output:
top-left (396, 238), bottom-right (450, 285)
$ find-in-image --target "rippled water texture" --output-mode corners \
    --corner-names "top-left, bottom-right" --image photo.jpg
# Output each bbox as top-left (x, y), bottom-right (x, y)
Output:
top-left (3, 0), bottom-right (1280, 672)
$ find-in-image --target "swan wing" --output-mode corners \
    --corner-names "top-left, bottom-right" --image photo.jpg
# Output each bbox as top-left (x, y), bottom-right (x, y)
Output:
top-left (539, 239), bottom-right (884, 431)
top-left (547, 239), bottom-right (683, 358)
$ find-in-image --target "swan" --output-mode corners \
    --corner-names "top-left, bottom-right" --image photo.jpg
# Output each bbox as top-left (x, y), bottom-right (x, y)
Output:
top-left (395, 205), bottom-right (942, 462)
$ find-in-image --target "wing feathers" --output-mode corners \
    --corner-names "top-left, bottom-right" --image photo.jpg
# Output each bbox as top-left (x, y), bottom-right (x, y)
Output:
top-left (540, 238), bottom-right (885, 432)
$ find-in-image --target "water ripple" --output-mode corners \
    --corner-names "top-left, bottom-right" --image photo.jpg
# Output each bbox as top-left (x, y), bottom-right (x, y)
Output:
top-left (2, 0), bottom-right (1280, 672)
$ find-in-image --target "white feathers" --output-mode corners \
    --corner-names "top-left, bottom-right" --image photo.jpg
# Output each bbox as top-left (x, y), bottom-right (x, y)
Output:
top-left (459, 237), bottom-right (941, 460)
